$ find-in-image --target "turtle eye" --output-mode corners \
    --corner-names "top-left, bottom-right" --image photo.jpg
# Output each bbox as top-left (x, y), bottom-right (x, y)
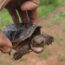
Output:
top-left (33, 40), bottom-right (36, 43)
top-left (40, 41), bottom-right (44, 45)
top-left (32, 40), bottom-right (37, 46)
top-left (41, 41), bottom-right (44, 44)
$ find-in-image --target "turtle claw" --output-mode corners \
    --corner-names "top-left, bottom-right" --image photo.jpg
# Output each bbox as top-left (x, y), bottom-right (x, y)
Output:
top-left (13, 52), bottom-right (22, 60)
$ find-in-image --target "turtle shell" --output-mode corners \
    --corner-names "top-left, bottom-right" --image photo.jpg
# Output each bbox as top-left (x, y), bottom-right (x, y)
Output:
top-left (3, 23), bottom-right (41, 44)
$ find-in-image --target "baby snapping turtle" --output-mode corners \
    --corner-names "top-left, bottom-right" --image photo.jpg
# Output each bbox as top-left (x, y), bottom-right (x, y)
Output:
top-left (3, 23), bottom-right (54, 60)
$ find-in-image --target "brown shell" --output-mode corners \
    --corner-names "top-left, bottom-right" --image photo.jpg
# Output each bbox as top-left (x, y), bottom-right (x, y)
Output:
top-left (3, 23), bottom-right (41, 43)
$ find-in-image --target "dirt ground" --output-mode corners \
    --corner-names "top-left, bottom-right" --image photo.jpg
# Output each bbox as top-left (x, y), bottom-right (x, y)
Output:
top-left (0, 5), bottom-right (65, 65)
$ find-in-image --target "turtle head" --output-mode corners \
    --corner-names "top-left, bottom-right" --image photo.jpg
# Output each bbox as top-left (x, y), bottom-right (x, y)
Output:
top-left (42, 34), bottom-right (54, 45)
top-left (31, 34), bottom-right (54, 53)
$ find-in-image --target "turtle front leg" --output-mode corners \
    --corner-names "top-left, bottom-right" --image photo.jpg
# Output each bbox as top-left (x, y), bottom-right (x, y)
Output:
top-left (13, 44), bottom-right (29, 60)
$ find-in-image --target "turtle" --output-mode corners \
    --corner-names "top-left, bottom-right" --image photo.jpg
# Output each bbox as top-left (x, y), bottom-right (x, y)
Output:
top-left (3, 23), bottom-right (54, 60)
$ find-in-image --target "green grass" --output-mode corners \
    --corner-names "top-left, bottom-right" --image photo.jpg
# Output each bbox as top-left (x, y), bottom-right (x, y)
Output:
top-left (63, 28), bottom-right (65, 32)
top-left (7, 63), bottom-right (13, 65)
top-left (0, 52), bottom-right (2, 56)
top-left (38, 52), bottom-right (50, 60)
top-left (58, 54), bottom-right (65, 61)
top-left (58, 0), bottom-right (65, 5)
top-left (53, 12), bottom-right (65, 24)
top-left (0, 8), bottom-right (13, 30)
top-left (0, 60), bottom-right (4, 65)
top-left (38, 5), bottom-right (55, 18)
top-left (19, 58), bottom-right (26, 61)
top-left (40, 0), bottom-right (65, 6)
top-left (46, 24), bottom-right (52, 28)
top-left (55, 36), bottom-right (63, 43)
top-left (53, 17), bottom-right (62, 24)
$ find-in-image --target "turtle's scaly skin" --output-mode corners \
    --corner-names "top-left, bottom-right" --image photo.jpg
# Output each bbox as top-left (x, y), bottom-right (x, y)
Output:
top-left (13, 40), bottom-right (30, 60)
top-left (3, 23), bottom-right (54, 60)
